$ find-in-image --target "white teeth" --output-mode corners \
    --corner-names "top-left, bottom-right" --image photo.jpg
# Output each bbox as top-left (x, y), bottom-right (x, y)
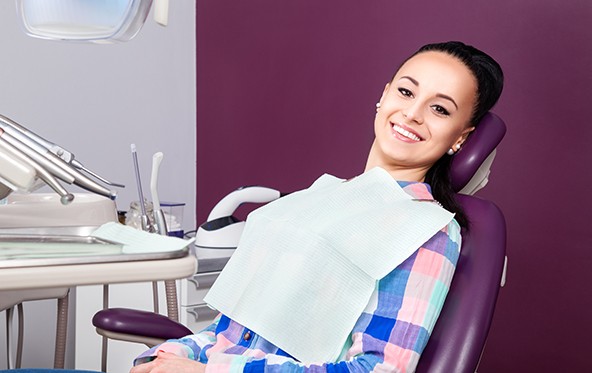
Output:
top-left (392, 124), bottom-right (421, 141)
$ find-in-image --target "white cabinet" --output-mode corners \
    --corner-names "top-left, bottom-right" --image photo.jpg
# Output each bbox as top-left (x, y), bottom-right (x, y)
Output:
top-left (180, 271), bottom-right (222, 332)
top-left (179, 254), bottom-right (233, 332)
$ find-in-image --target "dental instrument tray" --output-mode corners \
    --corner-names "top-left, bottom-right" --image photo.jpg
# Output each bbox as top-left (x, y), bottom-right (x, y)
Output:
top-left (0, 233), bottom-right (189, 269)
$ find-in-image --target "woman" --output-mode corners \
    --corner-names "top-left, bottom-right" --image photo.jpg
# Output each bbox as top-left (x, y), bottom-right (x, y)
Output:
top-left (0, 41), bottom-right (502, 373)
top-left (128, 41), bottom-right (503, 373)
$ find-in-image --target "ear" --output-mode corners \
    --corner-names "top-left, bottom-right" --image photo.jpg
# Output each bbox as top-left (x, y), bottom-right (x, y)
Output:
top-left (455, 126), bottom-right (475, 147)
top-left (378, 83), bottom-right (390, 105)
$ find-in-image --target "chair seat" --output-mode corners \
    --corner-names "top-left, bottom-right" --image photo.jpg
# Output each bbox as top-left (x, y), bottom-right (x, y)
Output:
top-left (92, 308), bottom-right (192, 340)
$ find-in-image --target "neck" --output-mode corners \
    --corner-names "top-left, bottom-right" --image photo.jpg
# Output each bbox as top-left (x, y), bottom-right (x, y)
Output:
top-left (365, 141), bottom-right (430, 182)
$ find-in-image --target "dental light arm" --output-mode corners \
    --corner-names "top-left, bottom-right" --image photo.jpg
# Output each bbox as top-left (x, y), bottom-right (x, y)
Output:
top-left (0, 114), bottom-right (123, 203)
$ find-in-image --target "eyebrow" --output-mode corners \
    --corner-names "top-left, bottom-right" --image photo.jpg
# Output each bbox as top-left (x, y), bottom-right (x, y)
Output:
top-left (399, 76), bottom-right (459, 110)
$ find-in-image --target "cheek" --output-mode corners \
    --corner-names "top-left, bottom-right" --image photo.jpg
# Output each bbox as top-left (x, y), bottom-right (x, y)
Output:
top-left (432, 124), bottom-right (465, 148)
top-left (373, 111), bottom-right (386, 134)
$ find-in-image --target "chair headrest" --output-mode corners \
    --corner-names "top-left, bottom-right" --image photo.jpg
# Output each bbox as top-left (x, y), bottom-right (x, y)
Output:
top-left (450, 112), bottom-right (506, 194)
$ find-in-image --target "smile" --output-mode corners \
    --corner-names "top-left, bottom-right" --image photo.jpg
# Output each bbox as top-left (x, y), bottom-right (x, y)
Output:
top-left (391, 123), bottom-right (423, 142)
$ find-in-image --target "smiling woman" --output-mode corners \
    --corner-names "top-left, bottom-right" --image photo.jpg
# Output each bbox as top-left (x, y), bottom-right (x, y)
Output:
top-left (124, 41), bottom-right (505, 373)
top-left (368, 51), bottom-right (478, 182)
top-left (368, 41), bottom-right (504, 228)
top-left (7, 41), bottom-right (504, 373)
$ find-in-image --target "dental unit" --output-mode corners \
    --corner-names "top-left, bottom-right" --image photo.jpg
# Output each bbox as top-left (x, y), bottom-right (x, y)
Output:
top-left (0, 114), bottom-right (122, 203)
top-left (0, 115), bottom-right (197, 370)
top-left (195, 185), bottom-right (282, 251)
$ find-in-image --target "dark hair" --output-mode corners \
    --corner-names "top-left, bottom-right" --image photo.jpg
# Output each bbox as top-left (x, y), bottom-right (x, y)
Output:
top-left (406, 41), bottom-right (504, 228)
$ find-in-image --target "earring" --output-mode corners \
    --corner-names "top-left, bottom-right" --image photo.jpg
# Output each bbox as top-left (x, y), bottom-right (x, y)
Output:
top-left (447, 144), bottom-right (461, 155)
top-left (375, 102), bottom-right (381, 112)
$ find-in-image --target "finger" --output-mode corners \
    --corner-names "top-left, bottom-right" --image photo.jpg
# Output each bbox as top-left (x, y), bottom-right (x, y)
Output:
top-left (156, 350), bottom-right (178, 359)
top-left (130, 362), bottom-right (151, 373)
top-left (130, 357), bottom-right (160, 373)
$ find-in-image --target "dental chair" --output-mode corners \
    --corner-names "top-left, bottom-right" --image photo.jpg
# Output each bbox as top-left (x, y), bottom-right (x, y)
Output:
top-left (93, 112), bottom-right (507, 373)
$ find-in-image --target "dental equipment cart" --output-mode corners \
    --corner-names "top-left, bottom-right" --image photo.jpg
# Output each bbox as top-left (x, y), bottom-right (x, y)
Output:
top-left (0, 234), bottom-right (196, 370)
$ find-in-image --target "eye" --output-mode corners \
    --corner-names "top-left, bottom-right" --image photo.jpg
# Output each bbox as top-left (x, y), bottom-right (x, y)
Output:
top-left (398, 87), bottom-right (413, 98)
top-left (431, 105), bottom-right (450, 116)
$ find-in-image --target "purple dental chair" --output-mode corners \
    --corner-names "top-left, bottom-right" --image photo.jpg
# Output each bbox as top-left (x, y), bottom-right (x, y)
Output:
top-left (93, 113), bottom-right (507, 373)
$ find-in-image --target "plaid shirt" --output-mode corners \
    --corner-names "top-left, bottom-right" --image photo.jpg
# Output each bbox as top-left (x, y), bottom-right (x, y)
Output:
top-left (134, 182), bottom-right (461, 373)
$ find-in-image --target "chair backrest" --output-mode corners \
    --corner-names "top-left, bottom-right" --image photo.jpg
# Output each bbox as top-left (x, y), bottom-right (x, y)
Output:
top-left (415, 112), bottom-right (507, 373)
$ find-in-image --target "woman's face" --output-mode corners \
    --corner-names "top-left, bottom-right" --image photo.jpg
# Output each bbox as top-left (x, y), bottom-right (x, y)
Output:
top-left (371, 51), bottom-right (477, 180)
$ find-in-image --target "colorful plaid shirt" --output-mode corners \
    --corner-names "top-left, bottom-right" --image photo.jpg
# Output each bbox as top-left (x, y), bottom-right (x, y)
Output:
top-left (134, 182), bottom-right (461, 373)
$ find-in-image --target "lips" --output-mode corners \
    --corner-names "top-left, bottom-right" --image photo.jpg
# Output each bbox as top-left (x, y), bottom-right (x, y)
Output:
top-left (391, 122), bottom-right (423, 142)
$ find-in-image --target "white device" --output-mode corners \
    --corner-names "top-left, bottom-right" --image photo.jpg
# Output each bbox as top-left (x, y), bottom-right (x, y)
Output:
top-left (195, 186), bottom-right (281, 250)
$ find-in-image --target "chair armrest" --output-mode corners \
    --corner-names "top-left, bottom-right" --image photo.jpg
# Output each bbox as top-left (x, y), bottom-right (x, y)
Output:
top-left (92, 308), bottom-right (192, 340)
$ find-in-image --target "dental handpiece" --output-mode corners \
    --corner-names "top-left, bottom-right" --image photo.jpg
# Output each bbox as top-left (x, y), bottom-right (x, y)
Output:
top-left (1, 132), bottom-right (75, 184)
top-left (70, 159), bottom-right (125, 188)
top-left (0, 131), bottom-right (117, 200)
top-left (0, 115), bottom-right (123, 192)
top-left (0, 114), bottom-right (72, 163)
top-left (0, 138), bottom-right (74, 205)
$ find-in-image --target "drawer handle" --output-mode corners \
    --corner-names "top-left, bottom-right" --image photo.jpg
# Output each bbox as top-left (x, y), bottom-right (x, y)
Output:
top-left (187, 304), bottom-right (219, 322)
top-left (188, 272), bottom-right (220, 289)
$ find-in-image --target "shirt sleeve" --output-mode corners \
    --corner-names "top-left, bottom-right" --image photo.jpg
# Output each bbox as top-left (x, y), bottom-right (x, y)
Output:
top-left (132, 314), bottom-right (221, 366)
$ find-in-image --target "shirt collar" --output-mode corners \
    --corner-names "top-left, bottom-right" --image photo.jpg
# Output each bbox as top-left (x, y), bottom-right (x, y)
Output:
top-left (397, 181), bottom-right (434, 200)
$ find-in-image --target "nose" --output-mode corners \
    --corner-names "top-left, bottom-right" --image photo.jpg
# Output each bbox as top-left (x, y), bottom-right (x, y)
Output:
top-left (402, 101), bottom-right (424, 124)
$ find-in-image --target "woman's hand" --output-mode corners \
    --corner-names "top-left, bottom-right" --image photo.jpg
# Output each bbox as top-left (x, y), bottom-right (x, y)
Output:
top-left (130, 350), bottom-right (206, 373)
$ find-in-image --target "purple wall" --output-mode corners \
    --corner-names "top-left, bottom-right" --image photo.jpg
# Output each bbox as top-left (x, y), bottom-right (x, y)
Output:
top-left (197, 1), bottom-right (592, 371)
